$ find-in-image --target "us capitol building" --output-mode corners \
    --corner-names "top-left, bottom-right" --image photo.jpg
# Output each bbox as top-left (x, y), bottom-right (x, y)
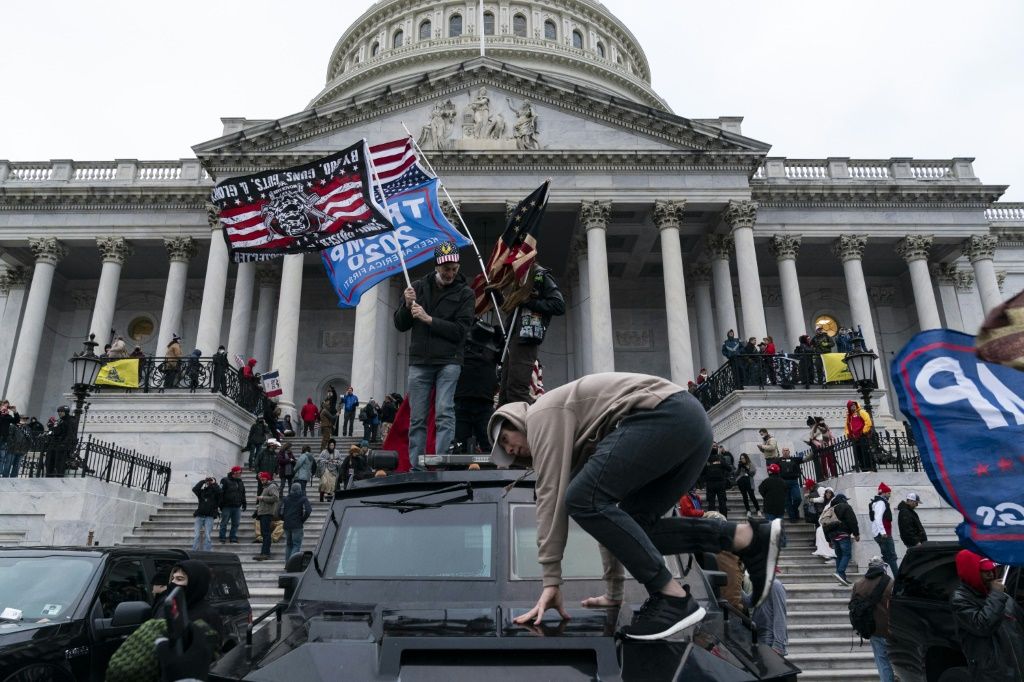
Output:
top-left (1, 0), bottom-right (1021, 475)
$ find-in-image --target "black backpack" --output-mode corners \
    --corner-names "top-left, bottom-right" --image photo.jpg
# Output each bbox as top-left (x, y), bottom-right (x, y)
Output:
top-left (849, 575), bottom-right (890, 640)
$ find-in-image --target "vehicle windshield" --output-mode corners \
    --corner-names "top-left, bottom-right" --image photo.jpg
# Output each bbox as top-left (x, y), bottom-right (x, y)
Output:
top-left (330, 504), bottom-right (495, 579)
top-left (0, 555), bottom-right (99, 622)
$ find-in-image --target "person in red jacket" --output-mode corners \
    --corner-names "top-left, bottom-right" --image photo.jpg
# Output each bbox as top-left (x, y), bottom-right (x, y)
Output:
top-left (299, 398), bottom-right (319, 437)
top-left (678, 488), bottom-right (704, 517)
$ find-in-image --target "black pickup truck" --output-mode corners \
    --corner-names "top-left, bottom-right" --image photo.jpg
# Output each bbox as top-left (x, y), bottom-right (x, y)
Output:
top-left (0, 547), bottom-right (251, 682)
top-left (888, 541), bottom-right (1023, 682)
top-left (211, 470), bottom-right (800, 681)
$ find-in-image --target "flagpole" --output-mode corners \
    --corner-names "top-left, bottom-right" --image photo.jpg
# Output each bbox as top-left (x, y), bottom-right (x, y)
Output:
top-left (364, 138), bottom-right (412, 290)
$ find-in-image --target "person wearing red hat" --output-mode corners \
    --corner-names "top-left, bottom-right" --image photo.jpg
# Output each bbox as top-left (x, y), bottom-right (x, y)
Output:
top-left (869, 483), bottom-right (899, 577)
top-left (253, 471), bottom-right (280, 561)
top-left (759, 463), bottom-right (788, 534)
top-left (218, 465), bottom-right (247, 544)
top-left (951, 549), bottom-right (1024, 681)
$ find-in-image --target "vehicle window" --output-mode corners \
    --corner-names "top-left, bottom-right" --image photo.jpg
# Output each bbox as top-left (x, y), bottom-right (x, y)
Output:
top-left (331, 505), bottom-right (495, 579)
top-left (898, 556), bottom-right (960, 601)
top-left (0, 556), bottom-right (99, 622)
top-left (98, 560), bottom-right (148, 618)
top-left (208, 564), bottom-right (250, 602)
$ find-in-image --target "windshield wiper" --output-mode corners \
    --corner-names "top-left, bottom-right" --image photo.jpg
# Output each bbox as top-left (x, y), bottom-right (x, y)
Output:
top-left (359, 482), bottom-right (473, 513)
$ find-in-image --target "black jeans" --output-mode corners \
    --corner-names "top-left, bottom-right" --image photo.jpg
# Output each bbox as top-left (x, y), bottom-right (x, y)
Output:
top-left (499, 340), bottom-right (538, 405)
top-left (455, 399), bottom-right (493, 453)
top-left (738, 481), bottom-right (760, 512)
top-left (343, 410), bottom-right (355, 437)
top-left (706, 485), bottom-right (728, 516)
top-left (565, 392), bottom-right (735, 595)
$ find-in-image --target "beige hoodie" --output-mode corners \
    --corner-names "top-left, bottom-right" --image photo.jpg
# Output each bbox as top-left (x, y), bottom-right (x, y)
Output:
top-left (489, 372), bottom-right (683, 597)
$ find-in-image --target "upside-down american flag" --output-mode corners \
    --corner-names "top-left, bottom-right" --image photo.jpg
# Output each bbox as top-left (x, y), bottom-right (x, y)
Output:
top-left (211, 140), bottom-right (394, 261)
top-left (472, 180), bottom-right (549, 315)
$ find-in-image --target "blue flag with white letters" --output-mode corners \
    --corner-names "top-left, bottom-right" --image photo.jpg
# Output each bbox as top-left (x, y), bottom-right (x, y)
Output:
top-left (892, 329), bottom-right (1024, 565)
top-left (320, 178), bottom-right (470, 308)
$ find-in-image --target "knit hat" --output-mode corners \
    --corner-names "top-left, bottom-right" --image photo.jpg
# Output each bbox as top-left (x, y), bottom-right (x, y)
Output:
top-left (266, 438), bottom-right (281, 448)
top-left (258, 471), bottom-right (272, 481)
top-left (877, 482), bottom-right (892, 494)
top-left (868, 556), bottom-right (888, 570)
top-left (767, 463), bottom-right (781, 474)
top-left (434, 241), bottom-right (460, 264)
top-left (230, 466), bottom-right (243, 473)
top-left (804, 478), bottom-right (817, 491)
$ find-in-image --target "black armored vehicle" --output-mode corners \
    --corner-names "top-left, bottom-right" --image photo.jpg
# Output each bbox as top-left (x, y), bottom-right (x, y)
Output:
top-left (211, 471), bottom-right (799, 681)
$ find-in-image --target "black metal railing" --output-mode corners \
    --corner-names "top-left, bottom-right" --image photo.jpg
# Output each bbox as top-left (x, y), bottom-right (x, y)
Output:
top-left (92, 356), bottom-right (263, 414)
top-left (6, 433), bottom-right (171, 495)
top-left (694, 354), bottom-right (854, 410)
top-left (796, 428), bottom-right (920, 482)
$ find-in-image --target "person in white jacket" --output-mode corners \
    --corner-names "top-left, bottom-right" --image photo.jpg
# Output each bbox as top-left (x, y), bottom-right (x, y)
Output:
top-left (812, 487), bottom-right (836, 561)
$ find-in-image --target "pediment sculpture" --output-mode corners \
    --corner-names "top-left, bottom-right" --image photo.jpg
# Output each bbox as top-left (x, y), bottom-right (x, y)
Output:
top-left (417, 88), bottom-right (541, 151)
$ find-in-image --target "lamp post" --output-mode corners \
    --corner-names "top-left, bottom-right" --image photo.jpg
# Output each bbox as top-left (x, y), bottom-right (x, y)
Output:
top-left (68, 334), bottom-right (103, 449)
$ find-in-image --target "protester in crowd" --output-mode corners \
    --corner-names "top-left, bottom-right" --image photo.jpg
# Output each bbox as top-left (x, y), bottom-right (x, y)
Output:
top-left (129, 345), bottom-right (145, 359)
top-left (807, 415), bottom-right (838, 478)
top-left (242, 357), bottom-right (259, 393)
top-left (218, 466), bottom-right (246, 544)
top-left (26, 416), bottom-right (43, 436)
top-left (758, 463), bottom-right (787, 526)
top-left (748, 575), bottom-right (788, 657)
top-left (870, 483), bottom-right (899, 577)
top-left (243, 420), bottom-right (269, 471)
top-left (0, 400), bottom-right (20, 477)
top-left (108, 335), bottom-right (128, 359)
top-left (186, 348), bottom-right (203, 390)
top-left (835, 327), bottom-right (852, 353)
top-left (44, 405), bottom-right (72, 477)
top-left (211, 345), bottom-right (230, 395)
top-left (339, 444), bottom-right (372, 490)
top-left (721, 330), bottom-right (742, 360)
top-left (497, 264), bottom-right (565, 405)
top-left (253, 472), bottom-right (279, 561)
top-left (777, 448), bottom-right (803, 522)
top-left (897, 491), bottom-right (927, 548)
top-left (756, 428), bottom-right (779, 461)
top-left (845, 400), bottom-right (875, 472)
top-left (394, 241), bottom-right (475, 468)
top-left (822, 492), bottom-right (859, 586)
top-left (793, 334), bottom-right (818, 384)
top-left (191, 475), bottom-right (221, 552)
top-left (364, 398), bottom-right (381, 442)
top-left (340, 386), bottom-right (357, 437)
top-left (850, 556), bottom-right (895, 682)
top-left (735, 453), bottom-right (759, 516)
top-left (276, 443), bottom-right (296, 489)
top-left (455, 321), bottom-right (501, 453)
top-left (701, 510), bottom-right (745, 613)
top-left (489, 372), bottom-right (782, 640)
top-left (299, 397), bottom-right (319, 437)
top-left (801, 478), bottom-right (823, 525)
top-left (694, 368), bottom-right (708, 386)
top-left (951, 549), bottom-right (1024, 682)
top-left (316, 398), bottom-right (334, 451)
top-left (812, 325), bottom-right (834, 353)
top-left (374, 469), bottom-right (388, 478)
top-left (256, 439), bottom-right (280, 494)
top-left (293, 445), bottom-right (316, 495)
top-left (763, 336), bottom-right (776, 355)
top-left (703, 449), bottom-right (730, 516)
top-left (678, 488), bottom-right (704, 517)
top-left (163, 335), bottom-right (183, 387)
top-left (281, 414), bottom-right (295, 437)
top-left (379, 394), bottom-right (397, 442)
top-left (318, 439), bottom-right (339, 502)
top-left (812, 487), bottom-right (837, 561)
top-left (280, 482), bottom-right (312, 564)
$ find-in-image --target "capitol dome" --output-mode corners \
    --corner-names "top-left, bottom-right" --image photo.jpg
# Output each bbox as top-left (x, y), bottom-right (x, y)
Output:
top-left (310, 0), bottom-right (668, 111)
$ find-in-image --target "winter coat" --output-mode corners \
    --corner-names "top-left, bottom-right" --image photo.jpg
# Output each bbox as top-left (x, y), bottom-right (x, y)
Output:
top-left (280, 484), bottom-right (312, 531)
top-left (300, 400), bottom-right (319, 423)
top-left (735, 461), bottom-right (755, 490)
top-left (812, 331), bottom-right (834, 353)
top-left (951, 551), bottom-right (1024, 681)
top-left (896, 501), bottom-right (927, 547)
top-left (342, 392), bottom-right (357, 412)
top-left (192, 480), bottom-right (222, 518)
top-left (824, 495), bottom-right (860, 541)
top-left (380, 400), bottom-right (397, 423)
top-left (173, 559), bottom-right (224, 643)
top-left (722, 336), bottom-right (742, 359)
top-left (758, 475), bottom-right (788, 516)
top-left (678, 493), bottom-right (704, 517)
top-left (256, 446), bottom-right (277, 476)
top-left (212, 349), bottom-right (230, 373)
top-left (293, 451), bottom-right (315, 482)
top-left (108, 338), bottom-right (128, 359)
top-left (242, 357), bottom-right (257, 379)
top-left (0, 409), bottom-right (20, 443)
top-left (339, 454), bottom-right (372, 487)
top-left (276, 450), bottom-right (296, 478)
top-left (851, 565), bottom-right (893, 637)
top-left (393, 271), bottom-right (475, 366)
top-left (844, 400), bottom-right (873, 440)
top-left (164, 341), bottom-right (183, 368)
top-left (703, 459), bottom-right (731, 490)
top-left (219, 476), bottom-right (247, 509)
top-left (508, 266), bottom-right (565, 345)
top-left (256, 481), bottom-right (280, 516)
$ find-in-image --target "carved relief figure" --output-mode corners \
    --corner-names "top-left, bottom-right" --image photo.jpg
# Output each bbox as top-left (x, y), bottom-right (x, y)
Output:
top-left (418, 99), bottom-right (457, 149)
top-left (507, 97), bottom-right (539, 150)
top-left (468, 87), bottom-right (492, 138)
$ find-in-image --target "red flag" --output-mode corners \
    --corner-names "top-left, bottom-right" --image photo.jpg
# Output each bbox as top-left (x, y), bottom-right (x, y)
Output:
top-left (381, 393), bottom-right (436, 473)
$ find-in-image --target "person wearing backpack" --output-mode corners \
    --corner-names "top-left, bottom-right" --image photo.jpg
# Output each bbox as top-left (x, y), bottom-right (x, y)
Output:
top-left (849, 557), bottom-right (894, 682)
top-left (293, 445), bottom-right (316, 496)
top-left (824, 492), bottom-right (860, 586)
top-left (869, 482), bottom-right (899, 577)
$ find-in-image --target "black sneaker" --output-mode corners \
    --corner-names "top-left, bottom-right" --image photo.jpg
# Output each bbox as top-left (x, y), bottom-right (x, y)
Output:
top-left (738, 518), bottom-right (783, 608)
top-left (618, 592), bottom-right (706, 641)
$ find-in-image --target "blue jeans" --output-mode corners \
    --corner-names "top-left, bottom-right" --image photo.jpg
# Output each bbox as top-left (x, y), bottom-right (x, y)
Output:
top-left (407, 363), bottom-right (461, 468)
top-left (8, 454), bottom-right (23, 478)
top-left (785, 479), bottom-right (801, 521)
top-left (192, 516), bottom-right (214, 551)
top-left (874, 534), bottom-right (899, 577)
top-left (564, 392), bottom-right (733, 595)
top-left (870, 636), bottom-right (895, 682)
top-left (0, 444), bottom-right (9, 477)
top-left (296, 479), bottom-right (308, 495)
top-left (834, 536), bottom-right (853, 579)
top-left (284, 528), bottom-right (304, 563)
top-left (219, 506), bottom-right (241, 541)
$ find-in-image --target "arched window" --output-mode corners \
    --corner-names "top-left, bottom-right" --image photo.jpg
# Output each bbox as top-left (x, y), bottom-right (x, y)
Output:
top-left (419, 20), bottom-right (432, 40)
top-left (596, 41), bottom-right (605, 58)
top-left (544, 19), bottom-right (557, 40)
top-left (371, 42), bottom-right (380, 57)
top-left (483, 11), bottom-right (495, 35)
top-left (393, 30), bottom-right (404, 48)
top-left (572, 29), bottom-right (583, 49)
top-left (616, 54), bottom-right (622, 65)
top-left (513, 14), bottom-right (527, 37)
top-left (449, 14), bottom-right (463, 37)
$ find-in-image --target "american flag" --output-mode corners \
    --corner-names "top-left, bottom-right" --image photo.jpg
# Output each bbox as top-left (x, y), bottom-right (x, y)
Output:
top-left (211, 140), bottom-right (393, 259)
top-left (369, 137), bottom-right (435, 199)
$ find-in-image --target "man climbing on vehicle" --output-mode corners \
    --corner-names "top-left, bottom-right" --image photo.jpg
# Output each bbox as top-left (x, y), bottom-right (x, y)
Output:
top-left (489, 372), bottom-right (782, 641)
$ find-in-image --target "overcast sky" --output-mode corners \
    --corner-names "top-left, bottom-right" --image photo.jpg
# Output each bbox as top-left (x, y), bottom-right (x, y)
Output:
top-left (2, 0), bottom-right (1021, 199)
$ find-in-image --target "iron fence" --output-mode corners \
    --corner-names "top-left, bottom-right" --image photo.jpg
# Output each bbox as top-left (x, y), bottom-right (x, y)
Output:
top-left (797, 428), bottom-right (921, 483)
top-left (694, 353), bottom-right (854, 410)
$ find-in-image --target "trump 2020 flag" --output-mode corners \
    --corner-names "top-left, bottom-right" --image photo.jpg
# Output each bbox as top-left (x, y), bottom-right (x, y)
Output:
top-left (892, 328), bottom-right (1024, 565)
top-left (210, 140), bottom-right (393, 260)
top-left (321, 177), bottom-right (469, 307)
top-left (260, 370), bottom-right (283, 398)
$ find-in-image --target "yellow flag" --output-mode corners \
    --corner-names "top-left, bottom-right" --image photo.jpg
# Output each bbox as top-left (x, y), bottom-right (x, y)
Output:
top-left (95, 359), bottom-right (140, 388)
top-left (821, 352), bottom-right (853, 383)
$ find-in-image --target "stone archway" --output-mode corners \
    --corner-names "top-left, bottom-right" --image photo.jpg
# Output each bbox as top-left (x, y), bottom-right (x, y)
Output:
top-left (316, 375), bottom-right (349, 405)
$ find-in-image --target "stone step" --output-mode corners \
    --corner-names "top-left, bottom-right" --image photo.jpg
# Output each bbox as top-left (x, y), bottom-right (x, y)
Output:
top-left (786, 623), bottom-right (861, 638)
top-left (788, 636), bottom-right (863, 653)
top-left (782, 583), bottom-right (857, 599)
top-left (788, 651), bottom-right (876, 670)
top-left (796, 670), bottom-right (884, 682)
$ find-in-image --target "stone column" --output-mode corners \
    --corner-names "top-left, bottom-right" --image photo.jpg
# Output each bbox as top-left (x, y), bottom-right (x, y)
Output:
top-left (581, 201), bottom-right (615, 373)
top-left (768, 234), bottom-right (806, 350)
top-left (896, 235), bottom-right (941, 330)
top-left (931, 264), bottom-right (965, 332)
top-left (834, 235), bottom-right (889, 400)
top-left (653, 200), bottom-right (694, 384)
top-left (953, 269), bottom-right (983, 331)
top-left (226, 261), bottom-right (255, 360)
top-left (88, 236), bottom-right (133, 345)
top-left (7, 238), bottom-right (67, 409)
top-left (0, 267), bottom-right (30, 396)
top-left (251, 266), bottom-right (278, 369)
top-left (691, 263), bottom-right (718, 372)
top-left (573, 232), bottom-right (593, 376)
top-left (194, 211), bottom-right (231, 355)
top-left (156, 237), bottom-right (197, 354)
top-left (707, 235), bottom-right (738, 343)
top-left (726, 200), bottom-right (767, 341)
top-left (351, 287), bottom-right (381, 401)
top-left (271, 253), bottom-right (304, 415)
top-left (963, 235), bottom-right (1002, 314)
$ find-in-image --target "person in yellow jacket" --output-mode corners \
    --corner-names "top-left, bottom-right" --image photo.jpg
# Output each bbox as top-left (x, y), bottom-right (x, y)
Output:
top-left (844, 400), bottom-right (874, 472)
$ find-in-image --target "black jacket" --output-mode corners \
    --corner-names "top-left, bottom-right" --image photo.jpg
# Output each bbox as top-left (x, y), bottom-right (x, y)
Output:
top-left (173, 559), bottom-right (225, 645)
top-left (339, 454), bottom-right (372, 488)
top-left (280, 486), bottom-right (313, 531)
top-left (896, 501), bottom-right (927, 547)
top-left (192, 480), bottom-right (222, 517)
top-left (825, 495), bottom-right (860, 541)
top-left (703, 459), bottom-right (731, 490)
top-left (758, 475), bottom-right (788, 516)
top-left (508, 267), bottom-right (565, 344)
top-left (0, 410), bottom-right (20, 443)
top-left (394, 272), bottom-right (475, 365)
top-left (951, 583), bottom-right (1024, 681)
top-left (219, 475), bottom-right (247, 509)
top-left (779, 456), bottom-right (802, 481)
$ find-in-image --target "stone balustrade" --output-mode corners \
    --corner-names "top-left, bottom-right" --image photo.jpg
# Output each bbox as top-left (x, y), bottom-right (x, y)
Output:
top-left (0, 159), bottom-right (211, 185)
top-left (753, 156), bottom-right (977, 183)
top-left (987, 202), bottom-right (1024, 222)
